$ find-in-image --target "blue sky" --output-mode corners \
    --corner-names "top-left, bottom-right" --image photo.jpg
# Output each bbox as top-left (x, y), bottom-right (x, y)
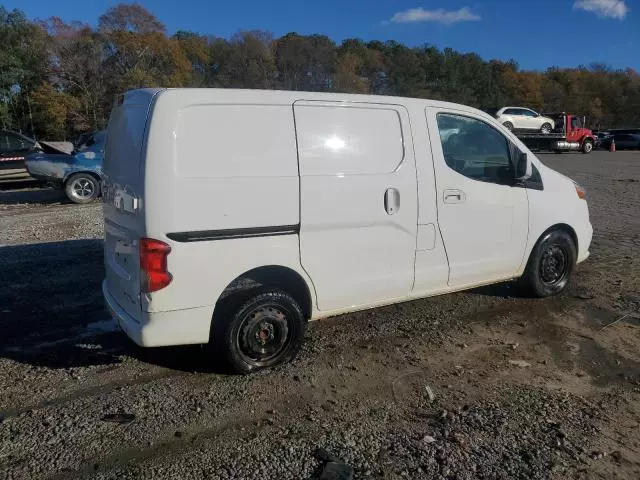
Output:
top-left (6, 0), bottom-right (639, 71)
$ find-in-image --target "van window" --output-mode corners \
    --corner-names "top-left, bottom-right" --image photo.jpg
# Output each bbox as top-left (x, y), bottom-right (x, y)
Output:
top-left (295, 105), bottom-right (404, 176)
top-left (176, 105), bottom-right (298, 178)
top-left (105, 103), bottom-right (150, 182)
top-left (437, 113), bottom-right (513, 185)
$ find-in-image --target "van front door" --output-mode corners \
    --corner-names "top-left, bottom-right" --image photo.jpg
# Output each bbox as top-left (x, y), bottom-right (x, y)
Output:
top-left (426, 107), bottom-right (529, 287)
top-left (294, 101), bottom-right (418, 311)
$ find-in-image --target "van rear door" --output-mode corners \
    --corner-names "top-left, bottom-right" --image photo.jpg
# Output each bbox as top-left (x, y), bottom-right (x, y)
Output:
top-left (103, 89), bottom-right (162, 317)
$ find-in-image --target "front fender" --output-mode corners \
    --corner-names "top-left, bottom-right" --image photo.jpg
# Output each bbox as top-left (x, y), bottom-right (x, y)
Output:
top-left (61, 151), bottom-right (104, 183)
top-left (25, 153), bottom-right (72, 181)
top-left (62, 167), bottom-right (103, 184)
top-left (497, 115), bottom-right (514, 125)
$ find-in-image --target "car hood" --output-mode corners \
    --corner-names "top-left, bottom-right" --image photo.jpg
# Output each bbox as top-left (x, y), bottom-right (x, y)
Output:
top-left (39, 141), bottom-right (74, 155)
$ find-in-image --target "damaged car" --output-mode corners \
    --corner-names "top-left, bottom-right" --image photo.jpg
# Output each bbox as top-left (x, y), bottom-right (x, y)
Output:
top-left (26, 130), bottom-right (105, 204)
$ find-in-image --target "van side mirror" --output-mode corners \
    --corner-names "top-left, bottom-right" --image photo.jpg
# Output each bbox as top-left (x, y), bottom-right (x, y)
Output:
top-left (515, 152), bottom-right (532, 180)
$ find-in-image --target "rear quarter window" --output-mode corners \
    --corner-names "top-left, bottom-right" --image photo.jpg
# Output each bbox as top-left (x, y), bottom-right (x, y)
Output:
top-left (294, 105), bottom-right (404, 176)
top-left (176, 105), bottom-right (298, 178)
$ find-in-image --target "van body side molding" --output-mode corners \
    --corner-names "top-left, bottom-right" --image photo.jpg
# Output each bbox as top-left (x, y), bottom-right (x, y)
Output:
top-left (166, 225), bottom-right (300, 243)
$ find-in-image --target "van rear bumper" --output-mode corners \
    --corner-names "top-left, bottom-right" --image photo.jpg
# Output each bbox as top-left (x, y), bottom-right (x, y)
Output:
top-left (102, 280), bottom-right (213, 347)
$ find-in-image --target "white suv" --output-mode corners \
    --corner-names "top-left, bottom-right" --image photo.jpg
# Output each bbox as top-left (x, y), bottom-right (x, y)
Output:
top-left (496, 107), bottom-right (555, 134)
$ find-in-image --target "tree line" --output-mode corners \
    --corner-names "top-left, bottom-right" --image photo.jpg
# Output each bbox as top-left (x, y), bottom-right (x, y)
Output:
top-left (2, 3), bottom-right (639, 140)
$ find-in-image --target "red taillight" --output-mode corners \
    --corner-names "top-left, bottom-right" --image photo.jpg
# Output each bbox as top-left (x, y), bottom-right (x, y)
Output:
top-left (139, 238), bottom-right (172, 293)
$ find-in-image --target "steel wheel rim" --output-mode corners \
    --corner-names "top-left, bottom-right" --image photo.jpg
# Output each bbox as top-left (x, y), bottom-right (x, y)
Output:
top-left (540, 245), bottom-right (568, 285)
top-left (71, 178), bottom-right (94, 199)
top-left (237, 304), bottom-right (291, 365)
top-left (542, 125), bottom-right (551, 134)
top-left (584, 142), bottom-right (593, 152)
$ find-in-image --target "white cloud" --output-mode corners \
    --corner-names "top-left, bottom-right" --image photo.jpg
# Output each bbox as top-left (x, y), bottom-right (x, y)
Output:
top-left (574, 0), bottom-right (629, 19)
top-left (389, 7), bottom-right (481, 25)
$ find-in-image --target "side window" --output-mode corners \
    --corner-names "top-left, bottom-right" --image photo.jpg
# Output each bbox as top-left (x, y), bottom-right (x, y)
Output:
top-left (504, 108), bottom-right (519, 115)
top-left (5, 133), bottom-right (26, 151)
top-left (523, 110), bottom-right (537, 117)
top-left (437, 113), bottom-right (513, 185)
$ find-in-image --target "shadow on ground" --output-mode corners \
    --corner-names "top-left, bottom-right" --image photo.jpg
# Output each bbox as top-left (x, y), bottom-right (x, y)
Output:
top-left (0, 239), bottom-right (227, 374)
top-left (468, 281), bottom-right (519, 298)
top-left (0, 183), bottom-right (69, 206)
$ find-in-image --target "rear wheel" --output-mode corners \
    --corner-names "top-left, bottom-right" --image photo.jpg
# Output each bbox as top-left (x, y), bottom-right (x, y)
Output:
top-left (582, 139), bottom-right (593, 154)
top-left (503, 121), bottom-right (514, 131)
top-left (540, 123), bottom-right (552, 134)
top-left (214, 289), bottom-right (306, 374)
top-left (519, 230), bottom-right (576, 297)
top-left (65, 173), bottom-right (100, 204)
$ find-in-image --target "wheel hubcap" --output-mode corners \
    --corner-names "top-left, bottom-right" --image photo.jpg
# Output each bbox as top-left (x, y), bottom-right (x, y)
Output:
top-left (540, 245), bottom-right (567, 285)
top-left (72, 178), bottom-right (94, 198)
top-left (239, 306), bottom-right (289, 363)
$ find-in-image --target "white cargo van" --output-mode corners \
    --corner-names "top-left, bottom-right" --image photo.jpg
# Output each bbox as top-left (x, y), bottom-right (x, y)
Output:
top-left (103, 89), bottom-right (592, 373)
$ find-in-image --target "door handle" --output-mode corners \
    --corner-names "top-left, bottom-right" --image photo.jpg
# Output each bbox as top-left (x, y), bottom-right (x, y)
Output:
top-left (384, 188), bottom-right (400, 215)
top-left (443, 189), bottom-right (466, 204)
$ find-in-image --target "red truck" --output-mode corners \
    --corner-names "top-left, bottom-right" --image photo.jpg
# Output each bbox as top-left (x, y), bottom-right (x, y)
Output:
top-left (515, 112), bottom-right (596, 154)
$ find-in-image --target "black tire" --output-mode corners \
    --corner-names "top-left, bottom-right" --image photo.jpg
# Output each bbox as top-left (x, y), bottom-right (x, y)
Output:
top-left (503, 121), bottom-right (514, 131)
top-left (540, 123), bottom-right (552, 134)
top-left (519, 230), bottom-right (577, 297)
top-left (65, 173), bottom-right (100, 204)
top-left (214, 288), bottom-right (306, 374)
top-left (582, 139), bottom-right (594, 154)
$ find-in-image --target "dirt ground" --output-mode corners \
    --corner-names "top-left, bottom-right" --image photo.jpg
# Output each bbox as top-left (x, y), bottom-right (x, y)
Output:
top-left (0, 151), bottom-right (639, 480)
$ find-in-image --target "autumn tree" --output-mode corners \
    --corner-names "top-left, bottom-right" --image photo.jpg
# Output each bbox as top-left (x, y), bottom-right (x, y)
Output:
top-left (39, 18), bottom-right (108, 132)
top-left (0, 7), bottom-right (48, 134)
top-left (334, 53), bottom-right (369, 93)
top-left (219, 31), bottom-right (276, 89)
top-left (338, 38), bottom-right (385, 93)
top-left (5, 3), bottom-right (640, 138)
top-left (99, 3), bottom-right (191, 91)
top-left (30, 83), bottom-right (81, 139)
top-left (274, 33), bottom-right (336, 91)
top-left (174, 31), bottom-right (211, 87)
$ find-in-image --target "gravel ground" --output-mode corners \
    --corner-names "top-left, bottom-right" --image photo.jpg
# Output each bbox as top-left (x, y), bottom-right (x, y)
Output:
top-left (1, 151), bottom-right (639, 479)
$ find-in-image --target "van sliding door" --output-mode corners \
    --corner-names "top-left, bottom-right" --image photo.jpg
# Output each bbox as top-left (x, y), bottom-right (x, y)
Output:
top-left (294, 101), bottom-right (418, 311)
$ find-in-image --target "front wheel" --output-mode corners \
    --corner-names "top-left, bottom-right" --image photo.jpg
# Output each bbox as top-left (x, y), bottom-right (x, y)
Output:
top-left (582, 139), bottom-right (594, 154)
top-left (65, 173), bottom-right (100, 204)
top-left (503, 121), bottom-right (514, 131)
top-left (519, 230), bottom-right (576, 297)
top-left (540, 123), bottom-right (552, 134)
top-left (215, 289), bottom-right (306, 374)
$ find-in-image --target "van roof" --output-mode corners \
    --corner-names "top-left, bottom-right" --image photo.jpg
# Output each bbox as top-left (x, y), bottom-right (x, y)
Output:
top-left (122, 87), bottom-right (489, 118)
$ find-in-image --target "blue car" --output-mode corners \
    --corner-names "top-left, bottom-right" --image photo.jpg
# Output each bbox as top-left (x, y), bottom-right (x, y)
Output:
top-left (26, 131), bottom-right (105, 204)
